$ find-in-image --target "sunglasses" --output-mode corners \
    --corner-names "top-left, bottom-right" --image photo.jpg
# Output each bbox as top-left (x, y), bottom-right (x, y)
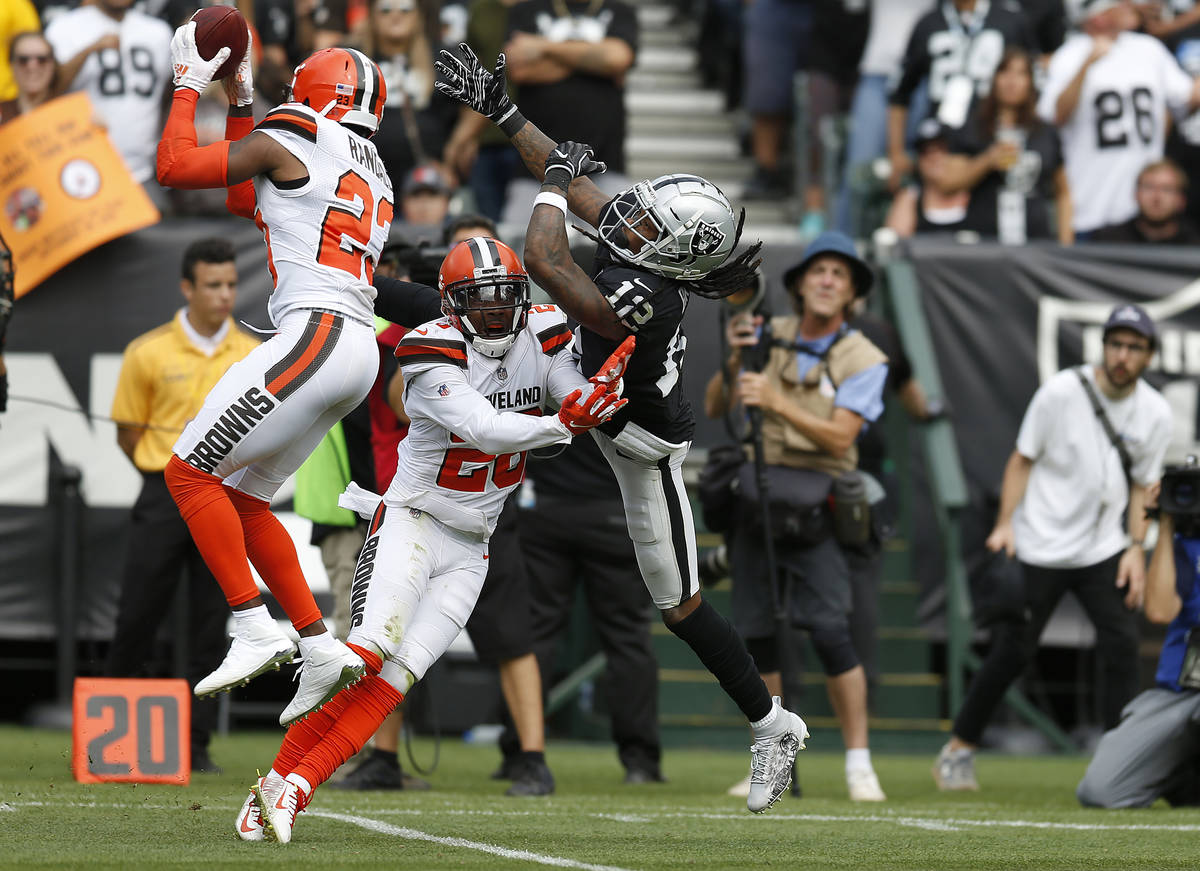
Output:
top-left (14, 54), bottom-right (53, 66)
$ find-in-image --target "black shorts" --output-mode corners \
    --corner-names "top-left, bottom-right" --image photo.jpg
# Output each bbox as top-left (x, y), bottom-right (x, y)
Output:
top-left (465, 497), bottom-right (531, 664)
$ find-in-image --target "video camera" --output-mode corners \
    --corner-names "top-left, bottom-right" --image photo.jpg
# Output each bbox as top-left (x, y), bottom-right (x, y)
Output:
top-left (1160, 456), bottom-right (1200, 518)
top-left (379, 241), bottom-right (448, 288)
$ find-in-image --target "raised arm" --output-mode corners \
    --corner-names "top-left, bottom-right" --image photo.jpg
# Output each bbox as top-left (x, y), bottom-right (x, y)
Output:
top-left (434, 43), bottom-right (612, 228)
top-left (524, 142), bottom-right (627, 340)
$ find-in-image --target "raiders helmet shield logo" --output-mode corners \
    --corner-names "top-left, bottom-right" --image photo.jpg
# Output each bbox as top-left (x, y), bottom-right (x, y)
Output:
top-left (691, 220), bottom-right (726, 256)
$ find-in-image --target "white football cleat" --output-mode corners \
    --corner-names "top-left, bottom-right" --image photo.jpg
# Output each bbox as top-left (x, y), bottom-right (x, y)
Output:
top-left (847, 767), bottom-right (887, 802)
top-left (258, 778), bottom-right (305, 844)
top-left (747, 697), bottom-right (809, 813)
top-left (278, 641), bottom-right (365, 726)
top-left (235, 781), bottom-right (266, 841)
top-left (196, 621), bottom-right (296, 698)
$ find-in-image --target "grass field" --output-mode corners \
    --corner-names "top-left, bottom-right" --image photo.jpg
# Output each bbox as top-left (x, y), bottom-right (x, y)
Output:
top-left (2, 724), bottom-right (1199, 870)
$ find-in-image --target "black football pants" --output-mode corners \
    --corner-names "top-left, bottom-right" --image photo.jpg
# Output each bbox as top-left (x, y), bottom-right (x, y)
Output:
top-left (516, 494), bottom-right (663, 776)
top-left (105, 473), bottom-right (230, 752)
top-left (952, 552), bottom-right (1139, 744)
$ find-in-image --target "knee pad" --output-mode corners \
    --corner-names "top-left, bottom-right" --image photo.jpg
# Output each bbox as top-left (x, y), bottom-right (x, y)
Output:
top-left (810, 623), bottom-right (859, 676)
top-left (745, 637), bottom-right (780, 674)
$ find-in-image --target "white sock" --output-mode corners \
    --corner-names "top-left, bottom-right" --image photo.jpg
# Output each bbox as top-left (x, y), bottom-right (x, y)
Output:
top-left (285, 772), bottom-right (312, 799)
top-left (846, 748), bottom-right (872, 773)
top-left (297, 631), bottom-right (337, 658)
top-left (750, 696), bottom-right (781, 734)
top-left (232, 604), bottom-right (275, 632)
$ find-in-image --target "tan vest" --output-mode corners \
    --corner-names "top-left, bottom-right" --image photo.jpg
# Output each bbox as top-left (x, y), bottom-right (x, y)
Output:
top-left (747, 315), bottom-right (888, 475)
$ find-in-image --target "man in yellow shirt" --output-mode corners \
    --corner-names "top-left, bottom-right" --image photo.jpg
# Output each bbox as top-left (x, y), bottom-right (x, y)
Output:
top-left (106, 237), bottom-right (259, 774)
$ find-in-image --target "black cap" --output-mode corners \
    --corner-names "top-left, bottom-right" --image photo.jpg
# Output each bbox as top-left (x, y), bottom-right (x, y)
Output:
top-left (1103, 303), bottom-right (1158, 349)
top-left (914, 117), bottom-right (950, 150)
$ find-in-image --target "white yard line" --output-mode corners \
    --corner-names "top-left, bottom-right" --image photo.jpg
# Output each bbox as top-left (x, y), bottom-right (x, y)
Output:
top-left (310, 809), bottom-right (637, 871)
top-left (7, 798), bottom-right (1200, 837)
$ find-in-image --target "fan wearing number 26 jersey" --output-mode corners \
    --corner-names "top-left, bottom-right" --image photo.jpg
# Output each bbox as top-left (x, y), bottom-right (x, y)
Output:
top-left (154, 33), bottom-right (404, 712)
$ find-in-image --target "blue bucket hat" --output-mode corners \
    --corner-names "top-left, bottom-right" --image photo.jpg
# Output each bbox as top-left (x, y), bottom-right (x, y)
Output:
top-left (782, 230), bottom-right (873, 298)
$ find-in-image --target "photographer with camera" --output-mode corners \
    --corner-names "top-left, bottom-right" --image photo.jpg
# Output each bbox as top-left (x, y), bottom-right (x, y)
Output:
top-left (935, 303), bottom-right (1173, 792)
top-left (1076, 461), bottom-right (1200, 808)
top-left (704, 231), bottom-right (890, 802)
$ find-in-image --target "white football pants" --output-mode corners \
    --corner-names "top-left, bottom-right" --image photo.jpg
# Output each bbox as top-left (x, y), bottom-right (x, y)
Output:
top-left (592, 424), bottom-right (699, 609)
top-left (173, 308), bottom-right (378, 501)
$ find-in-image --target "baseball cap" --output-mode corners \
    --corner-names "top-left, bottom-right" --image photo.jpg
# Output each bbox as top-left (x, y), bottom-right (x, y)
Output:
top-left (782, 230), bottom-right (873, 298)
top-left (1102, 303), bottom-right (1157, 349)
top-left (1069, 0), bottom-right (1124, 25)
top-left (403, 164), bottom-right (452, 197)
top-left (914, 117), bottom-right (950, 150)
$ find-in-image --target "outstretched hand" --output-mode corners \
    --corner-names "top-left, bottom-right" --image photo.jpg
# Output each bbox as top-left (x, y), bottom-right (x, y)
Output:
top-left (543, 140), bottom-right (607, 192)
top-left (589, 335), bottom-right (635, 395)
top-left (558, 383), bottom-right (628, 435)
top-left (434, 43), bottom-right (515, 123)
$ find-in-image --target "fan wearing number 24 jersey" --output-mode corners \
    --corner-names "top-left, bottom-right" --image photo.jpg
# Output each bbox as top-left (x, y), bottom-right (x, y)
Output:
top-left (153, 34), bottom-right (403, 711)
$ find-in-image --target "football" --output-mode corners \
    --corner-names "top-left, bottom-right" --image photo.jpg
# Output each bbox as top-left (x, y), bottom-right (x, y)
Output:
top-left (191, 5), bottom-right (248, 82)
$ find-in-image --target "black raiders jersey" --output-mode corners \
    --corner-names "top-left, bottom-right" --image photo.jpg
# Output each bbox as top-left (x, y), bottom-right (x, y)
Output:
top-left (889, 0), bottom-right (1037, 119)
top-left (576, 261), bottom-right (694, 445)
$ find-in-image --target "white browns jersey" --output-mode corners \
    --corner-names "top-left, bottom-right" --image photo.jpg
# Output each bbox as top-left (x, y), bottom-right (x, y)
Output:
top-left (253, 103), bottom-right (394, 327)
top-left (384, 305), bottom-right (587, 538)
top-left (1038, 31), bottom-right (1194, 232)
top-left (45, 6), bottom-right (172, 183)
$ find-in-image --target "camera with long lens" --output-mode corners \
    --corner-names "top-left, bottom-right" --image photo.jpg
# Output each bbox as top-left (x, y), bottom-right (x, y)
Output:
top-left (380, 242), bottom-right (448, 288)
top-left (1160, 456), bottom-right (1200, 519)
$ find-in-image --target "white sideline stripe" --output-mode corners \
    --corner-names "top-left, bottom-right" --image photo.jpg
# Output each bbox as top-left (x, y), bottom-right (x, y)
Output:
top-left (311, 810), bottom-right (636, 871)
top-left (8, 799), bottom-right (1200, 836)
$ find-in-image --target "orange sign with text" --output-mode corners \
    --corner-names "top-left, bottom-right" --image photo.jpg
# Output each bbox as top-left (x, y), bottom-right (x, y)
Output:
top-left (72, 677), bottom-right (191, 785)
top-left (0, 92), bottom-right (160, 298)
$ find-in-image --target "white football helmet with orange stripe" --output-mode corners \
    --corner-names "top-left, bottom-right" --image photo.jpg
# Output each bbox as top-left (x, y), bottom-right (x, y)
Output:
top-left (437, 237), bottom-right (531, 358)
top-left (288, 47), bottom-right (386, 135)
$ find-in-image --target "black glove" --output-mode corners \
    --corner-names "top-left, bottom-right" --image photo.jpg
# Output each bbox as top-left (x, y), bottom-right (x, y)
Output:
top-left (0, 370), bottom-right (7, 415)
top-left (543, 141), bottom-right (607, 193)
top-left (434, 43), bottom-right (524, 134)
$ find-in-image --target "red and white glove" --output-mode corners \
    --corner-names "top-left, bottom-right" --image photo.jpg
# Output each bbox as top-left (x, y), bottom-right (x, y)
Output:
top-left (170, 20), bottom-right (231, 94)
top-left (229, 28), bottom-right (254, 107)
top-left (589, 335), bottom-right (635, 397)
top-left (557, 383), bottom-right (628, 436)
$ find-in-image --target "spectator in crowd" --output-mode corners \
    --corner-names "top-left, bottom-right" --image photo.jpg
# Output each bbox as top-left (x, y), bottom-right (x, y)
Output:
top-left (393, 163), bottom-right (455, 244)
top-left (1037, 0), bottom-right (1200, 237)
top-left (937, 47), bottom-right (1073, 244)
top-left (740, 0), bottom-right (813, 200)
top-left (884, 119), bottom-right (972, 238)
top-left (1076, 475), bottom-right (1200, 809)
top-left (0, 0), bottom-right (40, 102)
top-left (833, 0), bottom-right (929, 236)
top-left (934, 303), bottom-right (1172, 791)
top-left (105, 238), bottom-right (259, 774)
top-left (499, 0), bottom-right (638, 224)
top-left (1, 31), bottom-right (59, 124)
top-left (796, 0), bottom-right (870, 235)
top-left (46, 0), bottom-right (173, 206)
top-left (441, 0), bottom-right (524, 222)
top-left (887, 0), bottom-right (1037, 193)
top-left (1091, 158), bottom-right (1200, 243)
top-left (704, 231), bottom-right (888, 803)
top-left (360, 0), bottom-right (459, 195)
top-left (515, 434), bottom-right (666, 785)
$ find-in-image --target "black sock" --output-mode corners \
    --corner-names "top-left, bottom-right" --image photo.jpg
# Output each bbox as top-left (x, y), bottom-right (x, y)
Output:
top-left (370, 748), bottom-right (399, 768)
top-left (520, 750), bottom-right (545, 766)
top-left (668, 598), bottom-right (772, 722)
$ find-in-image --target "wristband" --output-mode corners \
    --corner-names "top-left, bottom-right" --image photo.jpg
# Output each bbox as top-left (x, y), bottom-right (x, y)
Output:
top-left (533, 191), bottom-right (568, 216)
top-left (497, 106), bottom-right (526, 138)
top-left (542, 166), bottom-right (573, 192)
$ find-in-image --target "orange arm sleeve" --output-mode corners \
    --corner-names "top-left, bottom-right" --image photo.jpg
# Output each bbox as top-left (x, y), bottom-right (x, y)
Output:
top-left (156, 89), bottom-right (231, 190)
top-left (224, 105), bottom-right (257, 219)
